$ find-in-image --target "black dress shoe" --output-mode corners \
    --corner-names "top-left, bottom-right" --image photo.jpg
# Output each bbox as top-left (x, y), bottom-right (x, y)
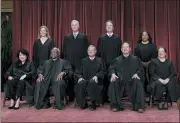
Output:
top-left (8, 105), bottom-right (14, 109)
top-left (80, 103), bottom-right (88, 109)
top-left (88, 102), bottom-right (96, 111)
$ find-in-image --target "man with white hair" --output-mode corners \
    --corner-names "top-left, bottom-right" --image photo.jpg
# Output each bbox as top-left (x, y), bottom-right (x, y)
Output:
top-left (34, 47), bottom-right (73, 110)
top-left (75, 45), bottom-right (106, 110)
top-left (63, 20), bottom-right (89, 101)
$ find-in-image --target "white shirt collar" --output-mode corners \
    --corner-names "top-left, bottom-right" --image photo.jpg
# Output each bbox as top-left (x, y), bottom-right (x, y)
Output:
top-left (106, 32), bottom-right (113, 37)
top-left (73, 31), bottom-right (79, 35)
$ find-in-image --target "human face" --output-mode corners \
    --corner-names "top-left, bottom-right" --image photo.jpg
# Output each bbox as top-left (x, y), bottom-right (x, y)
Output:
top-left (158, 48), bottom-right (166, 59)
top-left (40, 27), bottom-right (47, 37)
top-left (142, 32), bottom-right (149, 42)
top-left (19, 52), bottom-right (27, 62)
top-left (71, 21), bottom-right (79, 32)
top-left (106, 22), bottom-right (114, 33)
top-left (121, 43), bottom-right (131, 55)
top-left (88, 46), bottom-right (96, 57)
top-left (50, 49), bottom-right (58, 59)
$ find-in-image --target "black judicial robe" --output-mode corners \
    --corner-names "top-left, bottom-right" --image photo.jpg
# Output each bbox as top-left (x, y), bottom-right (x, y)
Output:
top-left (108, 55), bottom-right (145, 109)
top-left (4, 60), bottom-right (35, 104)
top-left (97, 34), bottom-right (122, 68)
top-left (75, 57), bottom-right (106, 106)
top-left (34, 58), bottom-right (73, 109)
top-left (75, 57), bottom-right (106, 84)
top-left (149, 58), bottom-right (176, 101)
top-left (134, 42), bottom-right (157, 62)
top-left (63, 32), bottom-right (89, 70)
top-left (33, 39), bottom-right (55, 68)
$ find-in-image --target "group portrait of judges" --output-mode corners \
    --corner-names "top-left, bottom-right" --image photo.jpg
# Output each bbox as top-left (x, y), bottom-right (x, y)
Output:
top-left (4, 20), bottom-right (180, 113)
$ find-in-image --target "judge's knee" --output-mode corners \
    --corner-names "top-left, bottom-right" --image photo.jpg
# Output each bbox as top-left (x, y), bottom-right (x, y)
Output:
top-left (55, 80), bottom-right (66, 87)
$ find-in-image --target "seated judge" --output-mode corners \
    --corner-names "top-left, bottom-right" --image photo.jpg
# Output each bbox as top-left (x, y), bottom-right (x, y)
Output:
top-left (4, 49), bottom-right (35, 109)
top-left (34, 47), bottom-right (73, 110)
top-left (108, 42), bottom-right (145, 113)
top-left (75, 45), bottom-right (106, 110)
top-left (149, 46), bottom-right (177, 110)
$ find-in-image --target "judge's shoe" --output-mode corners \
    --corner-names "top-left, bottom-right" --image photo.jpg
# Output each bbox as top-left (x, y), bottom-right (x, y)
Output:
top-left (8, 105), bottom-right (15, 109)
top-left (88, 101), bottom-right (96, 111)
top-left (137, 109), bottom-right (144, 113)
top-left (42, 103), bottom-right (51, 109)
top-left (80, 103), bottom-right (88, 109)
top-left (14, 106), bottom-right (20, 110)
top-left (111, 108), bottom-right (118, 112)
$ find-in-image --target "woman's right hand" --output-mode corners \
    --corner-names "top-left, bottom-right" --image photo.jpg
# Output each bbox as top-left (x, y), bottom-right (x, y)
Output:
top-left (8, 76), bottom-right (14, 80)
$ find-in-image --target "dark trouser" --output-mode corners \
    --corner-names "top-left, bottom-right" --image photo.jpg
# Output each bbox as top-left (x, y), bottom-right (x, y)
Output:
top-left (5, 80), bottom-right (26, 99)
top-left (75, 79), bottom-right (103, 107)
top-left (34, 79), bottom-right (66, 110)
top-left (108, 78), bottom-right (145, 110)
top-left (152, 80), bottom-right (176, 102)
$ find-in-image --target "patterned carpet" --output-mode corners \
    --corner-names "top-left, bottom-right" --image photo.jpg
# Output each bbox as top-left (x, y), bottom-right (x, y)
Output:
top-left (1, 93), bottom-right (179, 122)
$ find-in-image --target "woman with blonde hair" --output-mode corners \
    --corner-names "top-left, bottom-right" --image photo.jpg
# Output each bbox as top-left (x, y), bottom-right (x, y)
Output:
top-left (32, 26), bottom-right (55, 68)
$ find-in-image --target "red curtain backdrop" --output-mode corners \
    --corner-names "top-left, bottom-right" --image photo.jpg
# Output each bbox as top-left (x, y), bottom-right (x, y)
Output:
top-left (12, 0), bottom-right (180, 74)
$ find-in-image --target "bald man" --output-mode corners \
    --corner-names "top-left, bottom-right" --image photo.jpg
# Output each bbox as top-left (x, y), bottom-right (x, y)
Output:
top-left (63, 20), bottom-right (89, 101)
top-left (34, 48), bottom-right (73, 110)
top-left (108, 42), bottom-right (145, 113)
top-left (75, 45), bottom-right (106, 110)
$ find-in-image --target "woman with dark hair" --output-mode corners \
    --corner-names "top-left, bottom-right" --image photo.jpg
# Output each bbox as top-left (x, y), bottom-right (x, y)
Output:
top-left (4, 49), bottom-right (35, 109)
top-left (149, 47), bottom-right (177, 110)
top-left (32, 26), bottom-right (55, 68)
top-left (134, 31), bottom-right (157, 93)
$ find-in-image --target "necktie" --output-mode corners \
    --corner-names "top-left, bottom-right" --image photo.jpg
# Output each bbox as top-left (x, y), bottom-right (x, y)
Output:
top-left (74, 33), bottom-right (77, 39)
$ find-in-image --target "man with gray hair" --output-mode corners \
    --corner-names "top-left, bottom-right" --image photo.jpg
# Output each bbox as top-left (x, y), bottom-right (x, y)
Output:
top-left (63, 20), bottom-right (89, 101)
top-left (75, 45), bottom-right (106, 110)
top-left (34, 47), bottom-right (73, 110)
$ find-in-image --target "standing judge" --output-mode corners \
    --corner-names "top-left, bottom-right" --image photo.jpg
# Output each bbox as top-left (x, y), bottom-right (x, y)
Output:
top-left (97, 20), bottom-right (122, 101)
top-left (108, 42), bottom-right (145, 113)
top-left (33, 26), bottom-right (55, 68)
top-left (63, 20), bottom-right (89, 101)
top-left (134, 31), bottom-right (157, 93)
top-left (75, 45), bottom-right (106, 110)
top-left (34, 48), bottom-right (73, 110)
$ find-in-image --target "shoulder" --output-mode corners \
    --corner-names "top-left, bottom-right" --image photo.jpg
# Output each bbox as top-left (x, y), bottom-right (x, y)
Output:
top-left (151, 58), bottom-right (159, 64)
top-left (166, 59), bottom-right (173, 65)
top-left (33, 39), bottom-right (40, 44)
top-left (113, 34), bottom-right (120, 38)
top-left (150, 42), bottom-right (157, 47)
top-left (81, 57), bottom-right (89, 62)
top-left (95, 56), bottom-right (103, 62)
top-left (99, 34), bottom-right (107, 39)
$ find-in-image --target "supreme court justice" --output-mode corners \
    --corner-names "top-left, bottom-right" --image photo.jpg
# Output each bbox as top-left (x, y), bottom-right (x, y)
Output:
top-left (63, 20), bottom-right (89, 101)
top-left (134, 31), bottom-right (157, 92)
top-left (149, 47), bottom-right (177, 110)
top-left (34, 48), bottom-right (73, 110)
top-left (4, 49), bottom-right (35, 109)
top-left (97, 20), bottom-right (122, 101)
top-left (75, 45), bottom-right (106, 110)
top-left (33, 26), bottom-right (55, 68)
top-left (108, 42), bottom-right (145, 113)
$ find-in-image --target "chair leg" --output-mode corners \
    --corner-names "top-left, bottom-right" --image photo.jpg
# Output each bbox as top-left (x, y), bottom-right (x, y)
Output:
top-left (3, 94), bottom-right (6, 107)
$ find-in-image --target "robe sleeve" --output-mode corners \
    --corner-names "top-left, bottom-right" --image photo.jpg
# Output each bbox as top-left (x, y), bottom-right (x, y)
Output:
top-left (83, 35), bottom-right (89, 57)
top-left (32, 41), bottom-right (38, 68)
top-left (48, 39), bottom-right (55, 58)
top-left (136, 58), bottom-right (145, 81)
top-left (4, 63), bottom-right (14, 79)
top-left (134, 44), bottom-right (140, 59)
top-left (149, 60), bottom-right (160, 81)
top-left (118, 37), bottom-right (122, 55)
top-left (97, 37), bottom-right (102, 57)
top-left (36, 62), bottom-right (45, 76)
top-left (62, 36), bottom-right (67, 59)
top-left (26, 62), bottom-right (36, 79)
top-left (95, 59), bottom-right (106, 81)
top-left (167, 62), bottom-right (176, 79)
top-left (75, 60), bottom-right (84, 80)
top-left (108, 58), bottom-right (117, 77)
top-left (151, 43), bottom-right (158, 59)
top-left (63, 60), bottom-right (73, 79)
